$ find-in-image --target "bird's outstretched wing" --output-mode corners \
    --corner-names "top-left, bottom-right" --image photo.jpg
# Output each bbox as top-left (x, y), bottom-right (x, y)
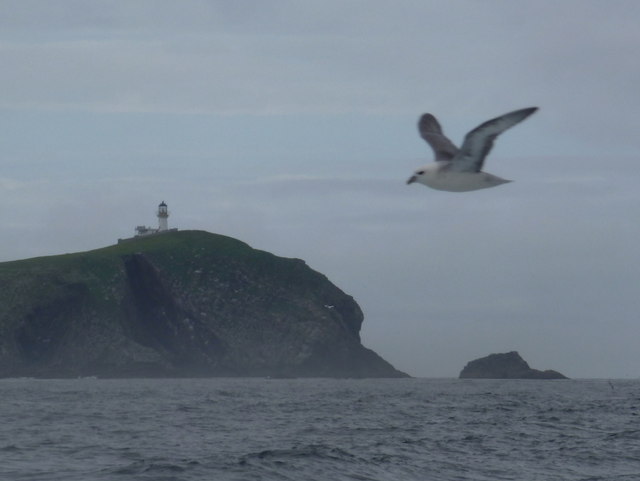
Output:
top-left (451, 107), bottom-right (538, 172)
top-left (418, 113), bottom-right (459, 161)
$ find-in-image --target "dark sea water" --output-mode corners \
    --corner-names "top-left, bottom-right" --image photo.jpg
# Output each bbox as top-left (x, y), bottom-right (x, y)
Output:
top-left (1, 377), bottom-right (639, 481)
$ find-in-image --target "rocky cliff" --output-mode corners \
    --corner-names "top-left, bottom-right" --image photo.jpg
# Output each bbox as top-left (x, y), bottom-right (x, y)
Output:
top-left (0, 230), bottom-right (407, 378)
top-left (459, 351), bottom-right (567, 379)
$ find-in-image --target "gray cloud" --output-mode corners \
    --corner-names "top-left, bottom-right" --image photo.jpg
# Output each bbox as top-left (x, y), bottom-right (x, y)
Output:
top-left (0, 1), bottom-right (638, 151)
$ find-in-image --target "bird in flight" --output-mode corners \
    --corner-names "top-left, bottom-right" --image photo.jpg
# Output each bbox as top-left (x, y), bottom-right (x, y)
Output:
top-left (407, 107), bottom-right (538, 192)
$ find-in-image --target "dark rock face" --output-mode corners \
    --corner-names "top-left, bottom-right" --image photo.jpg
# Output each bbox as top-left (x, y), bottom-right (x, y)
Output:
top-left (121, 253), bottom-right (225, 375)
top-left (459, 351), bottom-right (567, 379)
top-left (14, 281), bottom-right (88, 366)
top-left (0, 231), bottom-right (407, 378)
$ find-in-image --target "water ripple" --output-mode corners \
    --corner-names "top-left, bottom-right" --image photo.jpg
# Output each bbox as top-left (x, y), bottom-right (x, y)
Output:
top-left (1, 378), bottom-right (639, 480)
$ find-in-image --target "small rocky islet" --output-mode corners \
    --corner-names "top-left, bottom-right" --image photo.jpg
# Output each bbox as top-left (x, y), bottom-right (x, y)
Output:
top-left (459, 351), bottom-right (568, 379)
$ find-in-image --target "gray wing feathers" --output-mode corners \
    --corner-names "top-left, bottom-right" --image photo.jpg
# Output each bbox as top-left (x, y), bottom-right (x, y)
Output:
top-left (418, 113), bottom-right (459, 161)
top-left (452, 107), bottom-right (537, 172)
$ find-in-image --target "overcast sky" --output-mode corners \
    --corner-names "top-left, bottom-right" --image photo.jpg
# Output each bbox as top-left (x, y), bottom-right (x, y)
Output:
top-left (1, 0), bottom-right (639, 378)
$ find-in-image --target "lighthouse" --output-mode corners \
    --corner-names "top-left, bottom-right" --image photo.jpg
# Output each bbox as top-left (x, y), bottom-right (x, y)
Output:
top-left (157, 201), bottom-right (169, 231)
top-left (119, 201), bottom-right (178, 243)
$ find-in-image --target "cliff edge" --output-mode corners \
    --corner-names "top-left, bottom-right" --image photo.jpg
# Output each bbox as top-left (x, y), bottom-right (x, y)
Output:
top-left (0, 230), bottom-right (407, 378)
top-left (459, 351), bottom-right (567, 379)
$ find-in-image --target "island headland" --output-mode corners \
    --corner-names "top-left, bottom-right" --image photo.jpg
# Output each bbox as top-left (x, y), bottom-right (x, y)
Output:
top-left (0, 230), bottom-right (407, 378)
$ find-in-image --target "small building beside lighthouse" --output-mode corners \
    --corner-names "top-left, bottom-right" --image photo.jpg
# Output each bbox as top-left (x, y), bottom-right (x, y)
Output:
top-left (118, 201), bottom-right (178, 243)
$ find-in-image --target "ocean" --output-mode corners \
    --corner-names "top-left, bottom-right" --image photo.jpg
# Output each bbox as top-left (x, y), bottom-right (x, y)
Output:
top-left (1, 377), bottom-right (638, 481)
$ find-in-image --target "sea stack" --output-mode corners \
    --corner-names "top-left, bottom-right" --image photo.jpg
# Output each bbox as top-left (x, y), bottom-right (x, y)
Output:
top-left (459, 351), bottom-right (568, 379)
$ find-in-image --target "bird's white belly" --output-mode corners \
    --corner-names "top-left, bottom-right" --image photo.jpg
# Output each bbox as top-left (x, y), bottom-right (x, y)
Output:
top-left (423, 171), bottom-right (511, 192)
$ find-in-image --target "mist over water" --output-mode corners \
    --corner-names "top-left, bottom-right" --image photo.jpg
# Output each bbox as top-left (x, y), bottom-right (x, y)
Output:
top-left (2, 377), bottom-right (639, 481)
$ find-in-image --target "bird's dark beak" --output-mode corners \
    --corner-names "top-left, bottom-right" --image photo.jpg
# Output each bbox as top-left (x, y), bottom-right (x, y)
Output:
top-left (406, 175), bottom-right (417, 185)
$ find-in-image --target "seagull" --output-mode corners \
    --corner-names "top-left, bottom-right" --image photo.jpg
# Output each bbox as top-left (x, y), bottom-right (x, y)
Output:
top-left (407, 107), bottom-right (538, 192)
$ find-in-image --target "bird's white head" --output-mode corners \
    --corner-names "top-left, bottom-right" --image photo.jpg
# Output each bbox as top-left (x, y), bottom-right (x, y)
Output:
top-left (406, 164), bottom-right (436, 185)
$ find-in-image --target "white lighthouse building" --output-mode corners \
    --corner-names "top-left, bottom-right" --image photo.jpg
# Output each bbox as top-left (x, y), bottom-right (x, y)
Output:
top-left (157, 201), bottom-right (169, 231)
top-left (119, 200), bottom-right (178, 241)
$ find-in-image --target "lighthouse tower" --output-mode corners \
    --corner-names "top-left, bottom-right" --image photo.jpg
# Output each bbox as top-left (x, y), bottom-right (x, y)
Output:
top-left (157, 201), bottom-right (169, 231)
